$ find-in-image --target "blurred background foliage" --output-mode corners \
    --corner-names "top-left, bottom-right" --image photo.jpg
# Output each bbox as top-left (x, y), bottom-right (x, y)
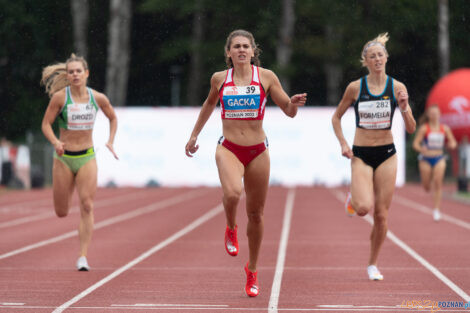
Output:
top-left (0, 0), bottom-right (469, 146)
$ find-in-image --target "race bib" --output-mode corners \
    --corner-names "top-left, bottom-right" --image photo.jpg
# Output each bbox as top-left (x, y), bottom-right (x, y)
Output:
top-left (67, 102), bottom-right (96, 130)
top-left (358, 100), bottom-right (391, 129)
top-left (223, 86), bottom-right (260, 119)
top-left (427, 132), bottom-right (445, 149)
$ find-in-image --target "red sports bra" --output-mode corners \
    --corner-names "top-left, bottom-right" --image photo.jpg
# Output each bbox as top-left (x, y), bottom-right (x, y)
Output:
top-left (219, 65), bottom-right (267, 120)
top-left (423, 124), bottom-right (445, 150)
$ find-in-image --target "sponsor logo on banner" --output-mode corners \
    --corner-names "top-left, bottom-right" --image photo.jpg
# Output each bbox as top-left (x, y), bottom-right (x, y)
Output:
top-left (440, 96), bottom-right (470, 129)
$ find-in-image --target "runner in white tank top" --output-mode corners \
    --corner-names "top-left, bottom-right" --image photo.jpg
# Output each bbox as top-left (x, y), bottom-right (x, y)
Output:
top-left (41, 54), bottom-right (118, 271)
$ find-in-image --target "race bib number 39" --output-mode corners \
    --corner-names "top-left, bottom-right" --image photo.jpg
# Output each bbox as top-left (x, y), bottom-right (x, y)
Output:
top-left (358, 100), bottom-right (391, 129)
top-left (223, 86), bottom-right (260, 119)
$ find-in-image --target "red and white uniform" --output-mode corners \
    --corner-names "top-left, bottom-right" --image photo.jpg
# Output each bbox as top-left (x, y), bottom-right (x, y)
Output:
top-left (219, 65), bottom-right (267, 120)
top-left (423, 123), bottom-right (445, 150)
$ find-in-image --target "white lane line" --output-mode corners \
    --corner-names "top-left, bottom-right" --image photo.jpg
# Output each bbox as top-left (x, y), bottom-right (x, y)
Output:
top-left (269, 188), bottom-right (296, 313)
top-left (331, 189), bottom-right (470, 303)
top-left (52, 203), bottom-right (224, 313)
top-left (111, 303), bottom-right (229, 307)
top-left (0, 211), bottom-right (53, 229)
top-left (3, 304), bottom-right (466, 311)
top-left (394, 195), bottom-right (470, 230)
top-left (12, 306), bottom-right (455, 311)
top-left (0, 189), bottom-right (206, 260)
top-left (0, 189), bottom-right (150, 229)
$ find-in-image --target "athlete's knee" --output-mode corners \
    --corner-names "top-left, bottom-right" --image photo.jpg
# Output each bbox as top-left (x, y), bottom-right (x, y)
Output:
top-left (373, 211), bottom-right (388, 227)
top-left (354, 202), bottom-right (372, 216)
top-left (422, 182), bottom-right (431, 192)
top-left (55, 208), bottom-right (68, 218)
top-left (224, 189), bottom-right (242, 205)
top-left (54, 203), bottom-right (69, 217)
top-left (80, 199), bottom-right (94, 215)
top-left (247, 210), bottom-right (264, 224)
top-left (433, 179), bottom-right (443, 189)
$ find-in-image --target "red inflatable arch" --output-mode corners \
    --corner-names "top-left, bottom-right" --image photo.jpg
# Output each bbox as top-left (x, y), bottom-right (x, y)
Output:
top-left (426, 68), bottom-right (470, 143)
top-left (426, 68), bottom-right (470, 176)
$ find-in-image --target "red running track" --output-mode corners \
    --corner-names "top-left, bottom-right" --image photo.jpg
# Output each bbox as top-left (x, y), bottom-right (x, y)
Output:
top-left (0, 184), bottom-right (468, 312)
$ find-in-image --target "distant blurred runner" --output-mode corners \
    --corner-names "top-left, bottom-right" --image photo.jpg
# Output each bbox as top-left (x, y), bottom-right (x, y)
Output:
top-left (412, 104), bottom-right (457, 221)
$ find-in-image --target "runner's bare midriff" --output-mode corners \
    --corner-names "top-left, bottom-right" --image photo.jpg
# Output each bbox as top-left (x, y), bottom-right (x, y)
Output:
top-left (222, 119), bottom-right (266, 146)
top-left (353, 128), bottom-right (394, 147)
top-left (420, 149), bottom-right (444, 157)
top-left (59, 129), bottom-right (94, 151)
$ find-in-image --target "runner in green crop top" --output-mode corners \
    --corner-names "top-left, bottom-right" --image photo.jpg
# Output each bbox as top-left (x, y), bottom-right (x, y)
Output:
top-left (41, 53), bottom-right (118, 271)
top-left (58, 86), bottom-right (99, 130)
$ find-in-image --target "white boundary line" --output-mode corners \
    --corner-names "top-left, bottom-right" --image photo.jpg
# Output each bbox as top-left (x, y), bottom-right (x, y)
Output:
top-left (269, 188), bottom-right (296, 313)
top-left (0, 189), bottom-right (206, 260)
top-left (331, 189), bottom-right (470, 302)
top-left (0, 211), bottom-right (53, 229)
top-left (111, 303), bottom-right (229, 307)
top-left (52, 203), bottom-right (224, 313)
top-left (6, 305), bottom-right (467, 311)
top-left (394, 195), bottom-right (470, 230)
top-left (0, 189), bottom-right (150, 230)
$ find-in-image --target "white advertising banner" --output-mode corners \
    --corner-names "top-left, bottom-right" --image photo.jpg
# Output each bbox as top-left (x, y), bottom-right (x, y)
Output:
top-left (93, 107), bottom-right (405, 187)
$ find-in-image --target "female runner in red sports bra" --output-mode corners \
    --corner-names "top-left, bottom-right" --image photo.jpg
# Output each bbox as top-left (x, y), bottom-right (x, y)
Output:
top-left (412, 104), bottom-right (457, 221)
top-left (185, 29), bottom-right (306, 297)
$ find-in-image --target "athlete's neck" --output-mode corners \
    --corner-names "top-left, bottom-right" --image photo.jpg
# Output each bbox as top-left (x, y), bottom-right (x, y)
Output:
top-left (429, 120), bottom-right (440, 128)
top-left (232, 63), bottom-right (253, 81)
top-left (367, 72), bottom-right (387, 87)
top-left (70, 85), bottom-right (88, 97)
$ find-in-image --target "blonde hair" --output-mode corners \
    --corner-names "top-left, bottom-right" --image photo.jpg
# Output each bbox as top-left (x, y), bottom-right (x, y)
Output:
top-left (40, 53), bottom-right (89, 97)
top-left (224, 29), bottom-right (261, 68)
top-left (360, 32), bottom-right (389, 67)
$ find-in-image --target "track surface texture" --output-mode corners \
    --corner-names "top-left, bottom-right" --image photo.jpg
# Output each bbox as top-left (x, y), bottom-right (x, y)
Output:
top-left (0, 184), bottom-right (469, 312)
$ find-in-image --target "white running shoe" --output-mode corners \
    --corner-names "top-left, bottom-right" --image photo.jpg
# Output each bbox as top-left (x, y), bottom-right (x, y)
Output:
top-left (433, 209), bottom-right (441, 222)
top-left (367, 265), bottom-right (383, 281)
top-left (76, 256), bottom-right (90, 271)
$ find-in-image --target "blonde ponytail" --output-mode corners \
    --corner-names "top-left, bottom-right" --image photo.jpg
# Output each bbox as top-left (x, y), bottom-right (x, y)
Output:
top-left (40, 63), bottom-right (68, 98)
top-left (40, 53), bottom-right (89, 98)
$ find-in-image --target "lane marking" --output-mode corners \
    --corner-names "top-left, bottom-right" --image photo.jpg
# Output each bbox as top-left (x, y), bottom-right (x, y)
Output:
top-left (0, 189), bottom-right (150, 230)
top-left (0, 211), bottom-right (53, 229)
top-left (394, 195), bottom-right (470, 230)
top-left (318, 305), bottom-right (399, 308)
top-left (3, 304), bottom-right (465, 311)
top-left (111, 303), bottom-right (229, 307)
top-left (331, 189), bottom-right (470, 303)
top-left (269, 188), bottom-right (296, 313)
top-left (52, 203), bottom-right (224, 313)
top-left (0, 189), bottom-right (207, 260)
